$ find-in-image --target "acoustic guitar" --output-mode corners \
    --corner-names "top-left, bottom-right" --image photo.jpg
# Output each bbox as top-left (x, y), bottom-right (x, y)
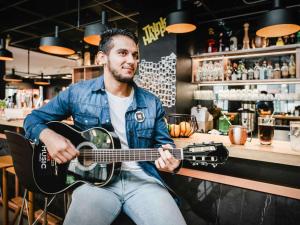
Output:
top-left (31, 121), bottom-right (229, 194)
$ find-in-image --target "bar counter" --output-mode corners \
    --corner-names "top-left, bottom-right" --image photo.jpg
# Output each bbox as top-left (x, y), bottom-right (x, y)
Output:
top-left (173, 133), bottom-right (300, 167)
top-left (173, 133), bottom-right (300, 200)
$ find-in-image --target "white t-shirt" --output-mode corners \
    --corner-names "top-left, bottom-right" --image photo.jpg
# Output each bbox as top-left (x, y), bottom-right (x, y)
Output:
top-left (106, 89), bottom-right (142, 171)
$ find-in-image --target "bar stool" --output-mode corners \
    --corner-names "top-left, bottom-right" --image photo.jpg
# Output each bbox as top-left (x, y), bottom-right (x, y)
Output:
top-left (0, 155), bottom-right (13, 225)
top-left (4, 130), bottom-right (61, 225)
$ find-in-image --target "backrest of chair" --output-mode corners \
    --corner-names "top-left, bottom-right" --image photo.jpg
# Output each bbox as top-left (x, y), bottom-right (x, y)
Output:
top-left (4, 130), bottom-right (40, 192)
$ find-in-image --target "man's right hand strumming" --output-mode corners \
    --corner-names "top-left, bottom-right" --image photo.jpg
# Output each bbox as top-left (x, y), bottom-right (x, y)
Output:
top-left (39, 128), bottom-right (80, 164)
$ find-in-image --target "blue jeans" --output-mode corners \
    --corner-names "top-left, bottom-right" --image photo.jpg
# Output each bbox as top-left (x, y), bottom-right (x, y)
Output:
top-left (63, 170), bottom-right (186, 225)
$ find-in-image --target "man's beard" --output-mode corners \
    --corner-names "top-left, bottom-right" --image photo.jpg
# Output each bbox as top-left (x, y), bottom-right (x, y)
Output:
top-left (107, 59), bottom-right (135, 83)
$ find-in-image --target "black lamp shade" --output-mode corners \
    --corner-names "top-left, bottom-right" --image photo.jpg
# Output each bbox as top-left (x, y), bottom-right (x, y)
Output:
top-left (39, 37), bottom-right (75, 55)
top-left (166, 10), bottom-right (196, 33)
top-left (0, 48), bottom-right (14, 61)
top-left (256, 8), bottom-right (300, 37)
top-left (3, 69), bottom-right (22, 82)
top-left (84, 23), bottom-right (107, 46)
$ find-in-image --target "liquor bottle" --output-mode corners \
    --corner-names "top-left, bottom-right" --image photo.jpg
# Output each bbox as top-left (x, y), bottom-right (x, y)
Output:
top-left (207, 28), bottom-right (217, 53)
top-left (259, 61), bottom-right (267, 80)
top-left (247, 66), bottom-right (254, 80)
top-left (254, 62), bottom-right (260, 80)
top-left (281, 62), bottom-right (289, 78)
top-left (242, 23), bottom-right (250, 49)
top-left (289, 33), bottom-right (296, 44)
top-left (276, 37), bottom-right (284, 46)
top-left (224, 31), bottom-right (230, 51)
top-left (273, 63), bottom-right (281, 79)
top-left (225, 60), bottom-right (232, 80)
top-left (266, 61), bottom-right (273, 79)
top-left (297, 31), bottom-right (300, 43)
top-left (238, 61), bottom-right (246, 80)
top-left (289, 55), bottom-right (296, 78)
top-left (218, 32), bottom-right (224, 52)
top-left (231, 63), bottom-right (238, 80)
top-left (283, 36), bottom-right (289, 45)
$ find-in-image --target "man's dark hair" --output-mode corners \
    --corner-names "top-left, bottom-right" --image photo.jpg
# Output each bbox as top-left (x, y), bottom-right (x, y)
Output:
top-left (98, 28), bottom-right (138, 53)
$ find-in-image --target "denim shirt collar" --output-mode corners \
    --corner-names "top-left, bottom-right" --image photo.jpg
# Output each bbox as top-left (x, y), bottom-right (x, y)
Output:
top-left (91, 75), bottom-right (147, 110)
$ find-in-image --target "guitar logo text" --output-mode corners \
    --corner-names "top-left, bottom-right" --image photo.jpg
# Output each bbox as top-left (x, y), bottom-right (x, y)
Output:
top-left (40, 145), bottom-right (48, 169)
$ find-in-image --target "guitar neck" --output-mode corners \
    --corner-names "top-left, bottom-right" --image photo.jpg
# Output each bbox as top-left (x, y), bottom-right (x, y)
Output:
top-left (81, 148), bottom-right (183, 163)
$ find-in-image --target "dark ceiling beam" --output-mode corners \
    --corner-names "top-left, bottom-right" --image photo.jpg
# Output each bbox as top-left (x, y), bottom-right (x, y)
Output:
top-left (14, 6), bottom-right (84, 32)
top-left (92, 0), bottom-right (138, 23)
top-left (12, 29), bottom-right (40, 38)
top-left (11, 12), bottom-right (139, 45)
top-left (1, 0), bottom-right (113, 33)
top-left (0, 0), bottom-right (29, 12)
top-left (200, 0), bottom-right (218, 20)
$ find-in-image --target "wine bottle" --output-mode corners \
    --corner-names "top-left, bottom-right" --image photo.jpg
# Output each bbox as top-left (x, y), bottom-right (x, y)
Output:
top-left (207, 28), bottom-right (217, 53)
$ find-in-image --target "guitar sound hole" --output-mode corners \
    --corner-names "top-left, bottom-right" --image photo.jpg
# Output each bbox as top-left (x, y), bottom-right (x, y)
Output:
top-left (76, 142), bottom-right (97, 168)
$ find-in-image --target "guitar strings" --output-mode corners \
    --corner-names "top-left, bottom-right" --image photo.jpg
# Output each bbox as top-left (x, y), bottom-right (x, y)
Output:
top-left (76, 149), bottom-right (182, 161)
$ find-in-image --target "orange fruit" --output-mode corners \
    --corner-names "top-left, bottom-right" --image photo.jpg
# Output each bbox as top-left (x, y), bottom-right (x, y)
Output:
top-left (169, 124), bottom-right (180, 137)
top-left (179, 121), bottom-right (192, 137)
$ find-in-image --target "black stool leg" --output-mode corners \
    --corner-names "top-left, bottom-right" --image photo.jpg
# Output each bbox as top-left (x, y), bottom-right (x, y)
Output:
top-left (43, 197), bottom-right (48, 225)
top-left (16, 189), bottom-right (28, 225)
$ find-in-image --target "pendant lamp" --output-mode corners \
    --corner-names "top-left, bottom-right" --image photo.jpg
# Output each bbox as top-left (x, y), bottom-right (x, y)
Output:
top-left (3, 69), bottom-right (22, 82)
top-left (0, 38), bottom-right (14, 61)
top-left (166, 0), bottom-right (196, 33)
top-left (34, 73), bottom-right (50, 86)
top-left (39, 26), bottom-right (75, 55)
top-left (84, 11), bottom-right (108, 46)
top-left (256, 0), bottom-right (300, 37)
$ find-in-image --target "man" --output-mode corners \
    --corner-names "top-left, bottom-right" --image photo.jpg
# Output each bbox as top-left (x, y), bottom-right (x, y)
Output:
top-left (24, 28), bottom-right (186, 225)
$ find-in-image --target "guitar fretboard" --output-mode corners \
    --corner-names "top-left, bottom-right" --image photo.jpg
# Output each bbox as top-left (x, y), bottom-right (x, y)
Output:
top-left (79, 148), bottom-right (183, 163)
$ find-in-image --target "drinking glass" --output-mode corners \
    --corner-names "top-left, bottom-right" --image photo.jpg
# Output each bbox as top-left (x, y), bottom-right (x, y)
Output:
top-left (290, 121), bottom-right (300, 152)
top-left (258, 117), bottom-right (275, 145)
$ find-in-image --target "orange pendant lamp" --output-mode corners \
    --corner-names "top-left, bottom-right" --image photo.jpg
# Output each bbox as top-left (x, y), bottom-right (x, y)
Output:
top-left (34, 73), bottom-right (50, 86)
top-left (3, 69), bottom-right (22, 82)
top-left (256, 0), bottom-right (300, 37)
top-left (39, 26), bottom-right (75, 55)
top-left (0, 37), bottom-right (13, 61)
top-left (84, 11), bottom-right (108, 46)
top-left (166, 0), bottom-right (196, 33)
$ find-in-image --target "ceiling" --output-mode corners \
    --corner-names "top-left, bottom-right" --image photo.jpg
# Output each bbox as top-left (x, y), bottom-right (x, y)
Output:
top-left (0, 0), bottom-right (299, 57)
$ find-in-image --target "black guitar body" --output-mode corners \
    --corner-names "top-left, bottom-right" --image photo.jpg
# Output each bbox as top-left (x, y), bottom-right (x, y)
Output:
top-left (33, 121), bottom-right (121, 194)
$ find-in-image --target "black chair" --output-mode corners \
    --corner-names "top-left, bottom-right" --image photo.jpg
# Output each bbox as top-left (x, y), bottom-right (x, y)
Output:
top-left (4, 130), bottom-right (55, 225)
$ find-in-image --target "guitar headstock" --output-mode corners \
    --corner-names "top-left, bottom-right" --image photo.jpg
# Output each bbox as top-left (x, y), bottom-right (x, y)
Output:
top-left (182, 142), bottom-right (229, 168)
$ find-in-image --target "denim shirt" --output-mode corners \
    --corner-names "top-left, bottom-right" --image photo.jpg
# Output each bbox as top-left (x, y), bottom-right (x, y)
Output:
top-left (24, 75), bottom-right (175, 186)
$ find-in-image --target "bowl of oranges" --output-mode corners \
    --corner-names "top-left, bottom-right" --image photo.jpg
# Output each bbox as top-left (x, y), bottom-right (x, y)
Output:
top-left (166, 114), bottom-right (198, 138)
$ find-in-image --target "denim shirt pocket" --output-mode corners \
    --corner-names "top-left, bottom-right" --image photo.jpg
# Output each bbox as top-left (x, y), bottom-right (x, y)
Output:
top-left (136, 128), bottom-right (154, 148)
top-left (74, 114), bottom-right (99, 130)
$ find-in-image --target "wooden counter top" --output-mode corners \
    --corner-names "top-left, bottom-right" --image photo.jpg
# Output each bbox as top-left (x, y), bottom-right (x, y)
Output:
top-left (173, 133), bottom-right (300, 167)
top-left (0, 118), bottom-right (24, 128)
top-left (0, 118), bottom-right (74, 128)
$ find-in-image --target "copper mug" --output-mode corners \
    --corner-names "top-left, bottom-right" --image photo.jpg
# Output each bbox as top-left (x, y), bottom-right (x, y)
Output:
top-left (228, 125), bottom-right (251, 145)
